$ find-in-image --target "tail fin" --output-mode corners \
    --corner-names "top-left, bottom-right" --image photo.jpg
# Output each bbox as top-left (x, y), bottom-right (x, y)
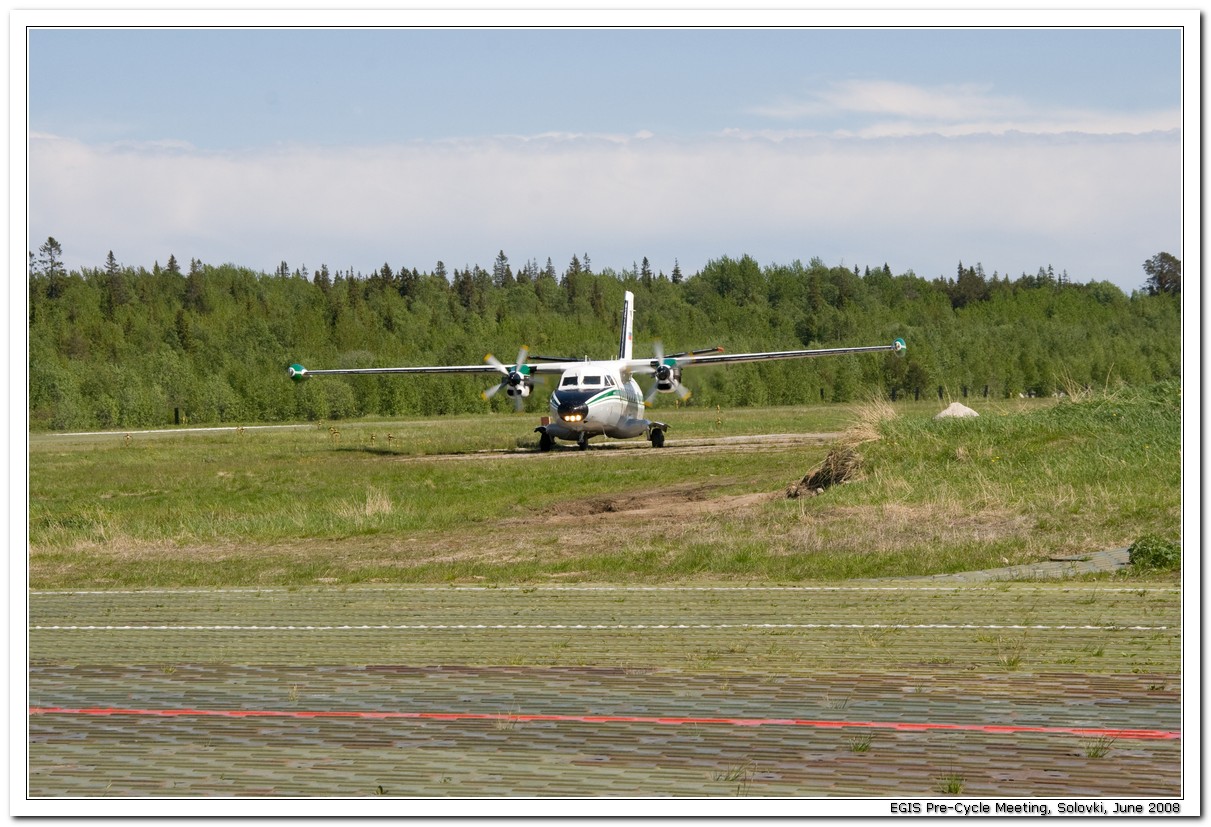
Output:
top-left (618, 290), bottom-right (634, 360)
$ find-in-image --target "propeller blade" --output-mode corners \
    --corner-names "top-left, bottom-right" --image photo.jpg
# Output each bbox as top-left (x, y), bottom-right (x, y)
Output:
top-left (645, 383), bottom-right (660, 405)
top-left (669, 346), bottom-right (724, 359)
top-left (485, 353), bottom-right (508, 375)
top-left (485, 344), bottom-right (532, 405)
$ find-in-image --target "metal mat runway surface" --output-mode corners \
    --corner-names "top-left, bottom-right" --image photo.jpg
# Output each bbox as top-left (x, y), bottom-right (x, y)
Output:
top-left (27, 583), bottom-right (1182, 798)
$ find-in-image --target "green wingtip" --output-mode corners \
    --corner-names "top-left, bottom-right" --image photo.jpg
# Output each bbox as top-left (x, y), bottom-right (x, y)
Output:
top-left (893, 338), bottom-right (907, 353)
top-left (288, 364), bottom-right (308, 382)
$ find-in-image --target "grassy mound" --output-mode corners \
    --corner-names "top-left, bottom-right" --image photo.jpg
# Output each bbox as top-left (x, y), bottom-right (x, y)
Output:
top-left (774, 380), bottom-right (1181, 577)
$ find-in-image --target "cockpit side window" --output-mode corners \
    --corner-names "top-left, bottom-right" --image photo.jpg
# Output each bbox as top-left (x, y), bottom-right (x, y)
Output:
top-left (604, 375), bottom-right (615, 387)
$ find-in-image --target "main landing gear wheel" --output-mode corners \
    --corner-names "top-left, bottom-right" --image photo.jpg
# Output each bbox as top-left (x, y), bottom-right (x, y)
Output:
top-left (538, 431), bottom-right (553, 452)
top-left (650, 429), bottom-right (665, 448)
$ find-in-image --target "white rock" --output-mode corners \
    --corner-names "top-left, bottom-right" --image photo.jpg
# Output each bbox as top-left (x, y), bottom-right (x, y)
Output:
top-left (934, 402), bottom-right (980, 420)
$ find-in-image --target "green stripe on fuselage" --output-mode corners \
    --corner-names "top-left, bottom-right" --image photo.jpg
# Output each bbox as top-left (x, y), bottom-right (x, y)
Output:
top-left (586, 388), bottom-right (621, 406)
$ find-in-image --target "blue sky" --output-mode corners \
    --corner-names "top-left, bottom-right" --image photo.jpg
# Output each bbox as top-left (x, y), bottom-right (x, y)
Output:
top-left (26, 23), bottom-right (1187, 292)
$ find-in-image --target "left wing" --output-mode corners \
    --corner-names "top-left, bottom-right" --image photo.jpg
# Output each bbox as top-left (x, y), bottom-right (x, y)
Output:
top-left (624, 338), bottom-right (905, 374)
top-left (623, 338), bottom-right (906, 402)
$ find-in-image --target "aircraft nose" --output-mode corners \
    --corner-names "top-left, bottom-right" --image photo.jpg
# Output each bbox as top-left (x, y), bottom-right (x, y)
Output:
top-left (557, 402), bottom-right (589, 423)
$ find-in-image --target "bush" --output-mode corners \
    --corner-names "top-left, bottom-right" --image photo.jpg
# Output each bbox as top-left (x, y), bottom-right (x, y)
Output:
top-left (1129, 534), bottom-right (1181, 571)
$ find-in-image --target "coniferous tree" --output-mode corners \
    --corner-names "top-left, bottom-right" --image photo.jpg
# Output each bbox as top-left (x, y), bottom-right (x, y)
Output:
top-left (453, 268), bottom-right (475, 309)
top-left (397, 265), bottom-right (417, 297)
top-left (563, 255), bottom-right (583, 304)
top-left (103, 251), bottom-right (129, 312)
top-left (37, 237), bottom-right (67, 298)
top-left (1143, 252), bottom-right (1181, 296)
top-left (315, 264), bottom-right (332, 293)
top-left (37, 237), bottom-right (64, 278)
top-left (373, 262), bottom-right (395, 292)
top-left (184, 259), bottom-right (207, 312)
top-left (492, 250), bottom-right (514, 288)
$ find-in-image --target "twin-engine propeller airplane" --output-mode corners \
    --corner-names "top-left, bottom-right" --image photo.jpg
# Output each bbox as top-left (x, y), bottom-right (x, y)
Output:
top-left (289, 291), bottom-right (905, 451)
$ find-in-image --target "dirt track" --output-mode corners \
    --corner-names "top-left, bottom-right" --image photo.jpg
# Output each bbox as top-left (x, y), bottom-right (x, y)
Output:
top-left (381, 432), bottom-right (840, 462)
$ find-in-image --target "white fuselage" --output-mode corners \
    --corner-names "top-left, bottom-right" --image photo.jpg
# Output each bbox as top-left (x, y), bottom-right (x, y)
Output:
top-left (543, 361), bottom-right (652, 441)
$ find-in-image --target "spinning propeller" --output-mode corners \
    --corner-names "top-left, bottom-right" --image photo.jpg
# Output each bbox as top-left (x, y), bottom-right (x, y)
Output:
top-left (483, 346), bottom-right (533, 411)
top-left (644, 341), bottom-right (692, 404)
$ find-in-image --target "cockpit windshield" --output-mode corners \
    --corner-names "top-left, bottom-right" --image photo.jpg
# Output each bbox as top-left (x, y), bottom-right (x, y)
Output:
top-left (560, 373), bottom-right (612, 388)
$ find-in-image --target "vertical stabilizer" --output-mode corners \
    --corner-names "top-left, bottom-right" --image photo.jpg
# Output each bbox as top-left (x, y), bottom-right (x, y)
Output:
top-left (618, 290), bottom-right (635, 360)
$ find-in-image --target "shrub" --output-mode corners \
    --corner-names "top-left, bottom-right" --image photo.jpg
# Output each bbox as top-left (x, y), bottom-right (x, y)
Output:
top-left (1129, 534), bottom-right (1181, 571)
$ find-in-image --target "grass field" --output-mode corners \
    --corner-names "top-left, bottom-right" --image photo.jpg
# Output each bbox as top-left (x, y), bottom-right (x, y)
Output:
top-left (25, 384), bottom-right (1186, 802)
top-left (27, 383), bottom-right (1181, 589)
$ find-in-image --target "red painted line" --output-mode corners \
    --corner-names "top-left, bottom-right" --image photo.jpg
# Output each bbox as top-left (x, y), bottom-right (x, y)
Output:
top-left (28, 707), bottom-right (1180, 741)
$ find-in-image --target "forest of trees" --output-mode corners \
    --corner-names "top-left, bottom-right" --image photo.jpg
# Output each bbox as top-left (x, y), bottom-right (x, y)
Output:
top-left (27, 239), bottom-right (1181, 431)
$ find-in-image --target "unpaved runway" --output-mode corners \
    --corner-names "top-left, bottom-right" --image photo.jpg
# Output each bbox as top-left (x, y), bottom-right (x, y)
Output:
top-left (373, 431), bottom-right (840, 463)
top-left (27, 581), bottom-right (1182, 799)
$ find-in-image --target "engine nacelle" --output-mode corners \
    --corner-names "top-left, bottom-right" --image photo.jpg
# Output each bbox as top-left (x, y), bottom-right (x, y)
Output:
top-left (505, 382), bottom-right (532, 398)
top-left (654, 366), bottom-right (682, 393)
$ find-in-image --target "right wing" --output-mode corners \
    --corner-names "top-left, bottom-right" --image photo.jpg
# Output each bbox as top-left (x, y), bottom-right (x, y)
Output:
top-left (290, 363), bottom-right (504, 380)
top-left (288, 347), bottom-right (579, 383)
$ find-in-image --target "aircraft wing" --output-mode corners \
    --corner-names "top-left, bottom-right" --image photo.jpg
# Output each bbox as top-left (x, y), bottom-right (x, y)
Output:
top-left (292, 364), bottom-right (500, 378)
top-left (625, 339), bottom-right (905, 374)
top-left (288, 355), bottom-right (579, 382)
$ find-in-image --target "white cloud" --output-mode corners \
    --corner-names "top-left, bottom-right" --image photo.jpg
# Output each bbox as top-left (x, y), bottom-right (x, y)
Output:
top-left (27, 128), bottom-right (1180, 290)
top-left (748, 79), bottom-right (1181, 139)
top-left (754, 80), bottom-right (1012, 121)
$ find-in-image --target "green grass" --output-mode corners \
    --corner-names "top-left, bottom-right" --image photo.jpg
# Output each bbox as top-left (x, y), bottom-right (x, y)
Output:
top-left (935, 772), bottom-right (966, 795)
top-left (27, 386), bottom-right (1181, 589)
top-left (1081, 735), bottom-right (1117, 759)
top-left (762, 381), bottom-right (1181, 573)
top-left (848, 732), bottom-right (874, 753)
